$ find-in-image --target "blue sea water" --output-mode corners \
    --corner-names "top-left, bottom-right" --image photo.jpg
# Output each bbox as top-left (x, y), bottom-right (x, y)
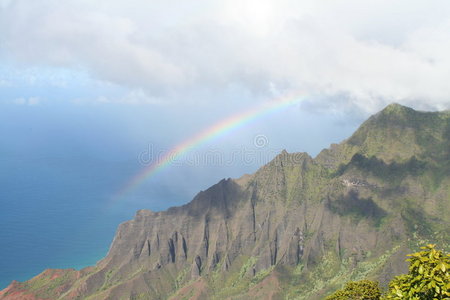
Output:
top-left (0, 104), bottom-right (195, 289)
top-left (0, 155), bottom-right (127, 288)
top-left (0, 151), bottom-right (238, 289)
top-left (0, 153), bottom-right (198, 289)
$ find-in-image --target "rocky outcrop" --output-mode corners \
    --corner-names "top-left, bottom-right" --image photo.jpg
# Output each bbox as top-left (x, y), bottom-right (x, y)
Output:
top-left (2, 104), bottom-right (450, 299)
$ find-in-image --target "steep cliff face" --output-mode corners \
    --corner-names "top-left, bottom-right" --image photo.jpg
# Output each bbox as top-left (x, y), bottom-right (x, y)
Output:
top-left (2, 104), bottom-right (450, 300)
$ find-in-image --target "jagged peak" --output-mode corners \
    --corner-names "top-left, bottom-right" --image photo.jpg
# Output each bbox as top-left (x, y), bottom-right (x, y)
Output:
top-left (380, 103), bottom-right (413, 114)
top-left (136, 209), bottom-right (154, 215)
top-left (370, 103), bottom-right (419, 122)
top-left (373, 103), bottom-right (450, 123)
top-left (356, 105), bottom-right (404, 128)
top-left (135, 209), bottom-right (156, 220)
top-left (233, 173), bottom-right (254, 187)
top-left (315, 104), bottom-right (450, 168)
top-left (271, 149), bottom-right (310, 163)
top-left (357, 103), bottom-right (450, 138)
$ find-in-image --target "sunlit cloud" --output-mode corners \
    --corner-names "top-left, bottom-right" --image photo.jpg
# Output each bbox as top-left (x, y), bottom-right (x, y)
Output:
top-left (91, 89), bottom-right (162, 105)
top-left (1, 0), bottom-right (450, 112)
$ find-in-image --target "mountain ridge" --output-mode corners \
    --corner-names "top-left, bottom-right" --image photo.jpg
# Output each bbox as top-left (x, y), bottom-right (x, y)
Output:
top-left (1, 103), bottom-right (449, 300)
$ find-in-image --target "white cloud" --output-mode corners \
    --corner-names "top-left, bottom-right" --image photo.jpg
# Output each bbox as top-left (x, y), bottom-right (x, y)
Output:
top-left (1, 0), bottom-right (450, 112)
top-left (72, 89), bottom-right (162, 105)
top-left (96, 89), bottom-right (162, 105)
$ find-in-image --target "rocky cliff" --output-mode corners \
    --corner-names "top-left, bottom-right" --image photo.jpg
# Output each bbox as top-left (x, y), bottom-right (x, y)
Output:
top-left (2, 104), bottom-right (450, 299)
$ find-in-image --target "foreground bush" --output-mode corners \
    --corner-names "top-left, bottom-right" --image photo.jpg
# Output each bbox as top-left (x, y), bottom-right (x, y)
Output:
top-left (325, 280), bottom-right (382, 300)
top-left (326, 244), bottom-right (450, 300)
top-left (385, 244), bottom-right (450, 299)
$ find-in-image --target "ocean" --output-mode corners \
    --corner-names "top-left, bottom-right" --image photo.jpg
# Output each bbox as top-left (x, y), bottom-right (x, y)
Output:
top-left (0, 155), bottom-right (129, 288)
top-left (0, 103), bottom-right (198, 289)
top-left (0, 150), bottom-right (211, 289)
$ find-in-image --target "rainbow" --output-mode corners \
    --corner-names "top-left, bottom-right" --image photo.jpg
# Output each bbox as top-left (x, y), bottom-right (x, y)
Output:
top-left (114, 94), bottom-right (304, 200)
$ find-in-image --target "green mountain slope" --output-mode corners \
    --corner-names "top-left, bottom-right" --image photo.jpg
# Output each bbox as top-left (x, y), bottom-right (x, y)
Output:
top-left (1, 104), bottom-right (449, 300)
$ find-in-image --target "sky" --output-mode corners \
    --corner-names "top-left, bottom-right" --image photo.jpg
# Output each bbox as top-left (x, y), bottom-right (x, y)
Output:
top-left (1, 0), bottom-right (450, 208)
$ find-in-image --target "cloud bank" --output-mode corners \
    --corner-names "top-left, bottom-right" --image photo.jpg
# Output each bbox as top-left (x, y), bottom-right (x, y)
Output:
top-left (1, 0), bottom-right (450, 112)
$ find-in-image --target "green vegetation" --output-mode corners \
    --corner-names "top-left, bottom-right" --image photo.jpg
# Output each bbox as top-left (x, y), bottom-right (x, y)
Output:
top-left (325, 280), bottom-right (382, 300)
top-left (326, 189), bottom-right (387, 225)
top-left (385, 244), bottom-right (450, 299)
top-left (326, 245), bottom-right (450, 300)
top-left (17, 269), bottom-right (80, 299)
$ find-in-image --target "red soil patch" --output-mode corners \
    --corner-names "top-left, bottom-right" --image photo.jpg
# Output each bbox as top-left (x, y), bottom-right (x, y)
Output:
top-left (169, 278), bottom-right (208, 300)
top-left (0, 281), bottom-right (45, 300)
top-left (248, 273), bottom-right (282, 300)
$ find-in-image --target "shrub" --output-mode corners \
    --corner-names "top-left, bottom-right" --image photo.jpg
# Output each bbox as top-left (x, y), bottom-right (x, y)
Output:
top-left (326, 280), bottom-right (382, 300)
top-left (325, 244), bottom-right (450, 299)
top-left (384, 244), bottom-right (450, 299)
